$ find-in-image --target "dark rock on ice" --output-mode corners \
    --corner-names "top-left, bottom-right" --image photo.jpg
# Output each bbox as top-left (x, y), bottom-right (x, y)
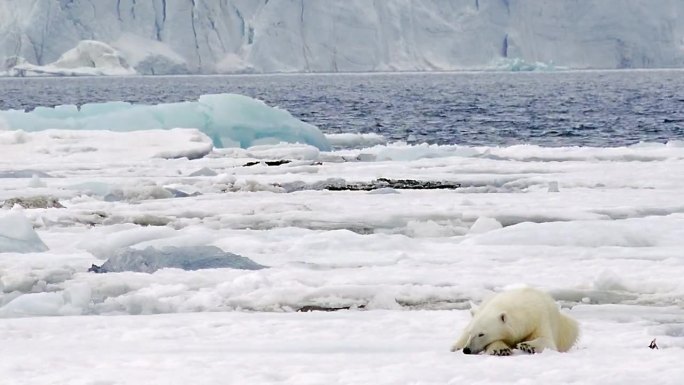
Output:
top-left (243, 159), bottom-right (292, 167)
top-left (277, 178), bottom-right (460, 192)
top-left (338, 178), bottom-right (461, 191)
top-left (298, 304), bottom-right (366, 312)
top-left (264, 160), bottom-right (292, 166)
top-left (88, 246), bottom-right (266, 274)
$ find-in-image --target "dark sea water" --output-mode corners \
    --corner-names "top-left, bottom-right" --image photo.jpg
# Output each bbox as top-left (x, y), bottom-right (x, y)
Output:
top-left (1, 70), bottom-right (683, 147)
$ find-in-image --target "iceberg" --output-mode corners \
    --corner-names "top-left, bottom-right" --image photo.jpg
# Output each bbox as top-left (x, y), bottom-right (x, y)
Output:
top-left (0, 94), bottom-right (331, 150)
top-left (4, 40), bottom-right (136, 77)
top-left (89, 246), bottom-right (266, 274)
top-left (0, 210), bottom-right (49, 253)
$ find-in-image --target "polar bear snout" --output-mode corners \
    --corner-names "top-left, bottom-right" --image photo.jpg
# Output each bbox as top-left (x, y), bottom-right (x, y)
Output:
top-left (462, 347), bottom-right (473, 354)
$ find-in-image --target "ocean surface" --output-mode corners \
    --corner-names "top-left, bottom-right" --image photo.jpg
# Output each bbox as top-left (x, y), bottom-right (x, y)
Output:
top-left (1, 70), bottom-right (683, 147)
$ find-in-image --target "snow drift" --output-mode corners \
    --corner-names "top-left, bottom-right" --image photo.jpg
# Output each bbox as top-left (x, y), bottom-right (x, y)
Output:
top-left (0, 94), bottom-right (331, 150)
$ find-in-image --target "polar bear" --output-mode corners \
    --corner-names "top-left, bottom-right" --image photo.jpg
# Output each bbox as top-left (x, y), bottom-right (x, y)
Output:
top-left (451, 287), bottom-right (579, 355)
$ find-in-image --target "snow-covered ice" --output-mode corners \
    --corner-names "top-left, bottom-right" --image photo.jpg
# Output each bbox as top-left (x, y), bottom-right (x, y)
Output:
top-left (0, 129), bottom-right (213, 165)
top-left (1, 309), bottom-right (682, 385)
top-left (1, 124), bottom-right (684, 382)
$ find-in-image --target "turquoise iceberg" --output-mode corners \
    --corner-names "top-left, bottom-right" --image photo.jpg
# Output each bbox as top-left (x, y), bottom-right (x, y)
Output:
top-left (0, 93), bottom-right (331, 151)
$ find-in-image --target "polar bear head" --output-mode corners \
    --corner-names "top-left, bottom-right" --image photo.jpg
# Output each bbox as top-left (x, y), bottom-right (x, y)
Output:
top-left (459, 307), bottom-right (513, 355)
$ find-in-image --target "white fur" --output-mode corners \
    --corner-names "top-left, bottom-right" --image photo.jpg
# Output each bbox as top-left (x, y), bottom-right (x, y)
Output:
top-left (451, 287), bottom-right (579, 355)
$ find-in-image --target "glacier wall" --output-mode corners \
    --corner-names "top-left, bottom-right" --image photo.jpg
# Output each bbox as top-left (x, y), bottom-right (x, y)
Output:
top-left (1, 0), bottom-right (683, 75)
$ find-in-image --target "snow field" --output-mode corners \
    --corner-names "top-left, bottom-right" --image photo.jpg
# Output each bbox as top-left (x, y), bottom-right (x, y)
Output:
top-left (0, 309), bottom-right (682, 385)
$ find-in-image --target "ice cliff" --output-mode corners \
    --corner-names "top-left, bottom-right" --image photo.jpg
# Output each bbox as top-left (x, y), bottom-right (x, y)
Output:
top-left (1, 0), bottom-right (683, 75)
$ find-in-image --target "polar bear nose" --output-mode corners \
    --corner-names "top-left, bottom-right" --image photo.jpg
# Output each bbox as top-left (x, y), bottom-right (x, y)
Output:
top-left (462, 347), bottom-right (472, 354)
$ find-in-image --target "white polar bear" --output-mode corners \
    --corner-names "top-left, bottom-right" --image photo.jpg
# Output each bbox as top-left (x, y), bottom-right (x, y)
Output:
top-left (451, 287), bottom-right (579, 355)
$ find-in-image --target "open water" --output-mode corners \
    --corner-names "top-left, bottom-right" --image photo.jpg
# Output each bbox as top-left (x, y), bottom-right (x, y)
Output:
top-left (1, 70), bottom-right (683, 147)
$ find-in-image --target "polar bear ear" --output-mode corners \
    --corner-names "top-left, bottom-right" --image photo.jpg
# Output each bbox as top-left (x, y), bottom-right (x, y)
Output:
top-left (500, 312), bottom-right (507, 323)
top-left (469, 301), bottom-right (479, 315)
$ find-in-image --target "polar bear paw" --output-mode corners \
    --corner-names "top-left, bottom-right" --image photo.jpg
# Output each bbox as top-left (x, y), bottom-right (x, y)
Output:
top-left (490, 347), bottom-right (512, 356)
top-left (516, 342), bottom-right (536, 354)
top-left (486, 341), bottom-right (512, 356)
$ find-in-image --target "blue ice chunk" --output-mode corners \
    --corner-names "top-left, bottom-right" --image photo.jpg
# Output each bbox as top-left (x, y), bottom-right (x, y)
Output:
top-left (0, 94), bottom-right (331, 151)
top-left (89, 246), bottom-right (266, 273)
